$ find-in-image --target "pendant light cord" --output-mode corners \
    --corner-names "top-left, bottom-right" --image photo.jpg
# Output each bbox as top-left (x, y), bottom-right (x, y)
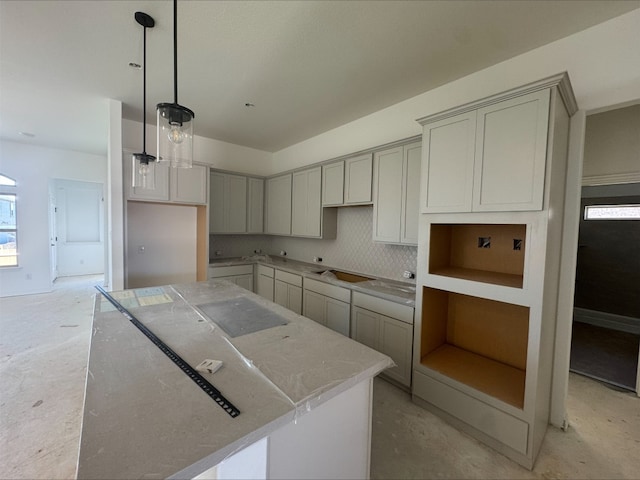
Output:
top-left (173, 0), bottom-right (178, 105)
top-left (142, 22), bottom-right (148, 154)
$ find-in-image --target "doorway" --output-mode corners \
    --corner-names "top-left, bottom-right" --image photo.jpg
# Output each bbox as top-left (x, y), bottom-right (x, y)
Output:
top-left (570, 186), bottom-right (640, 392)
top-left (50, 179), bottom-right (105, 279)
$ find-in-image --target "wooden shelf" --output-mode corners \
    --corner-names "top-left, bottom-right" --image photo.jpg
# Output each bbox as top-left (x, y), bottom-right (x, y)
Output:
top-left (429, 224), bottom-right (525, 289)
top-left (421, 344), bottom-right (525, 409)
top-left (430, 267), bottom-right (523, 288)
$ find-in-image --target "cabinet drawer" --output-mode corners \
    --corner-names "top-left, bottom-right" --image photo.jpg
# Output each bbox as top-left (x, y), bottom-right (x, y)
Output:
top-left (275, 269), bottom-right (302, 287)
top-left (413, 370), bottom-right (528, 454)
top-left (352, 292), bottom-right (414, 324)
top-left (256, 264), bottom-right (274, 278)
top-left (304, 277), bottom-right (350, 303)
top-left (208, 265), bottom-right (253, 278)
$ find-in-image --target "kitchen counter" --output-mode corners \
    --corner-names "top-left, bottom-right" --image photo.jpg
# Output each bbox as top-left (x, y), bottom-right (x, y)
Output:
top-left (77, 281), bottom-right (392, 479)
top-left (209, 255), bottom-right (416, 306)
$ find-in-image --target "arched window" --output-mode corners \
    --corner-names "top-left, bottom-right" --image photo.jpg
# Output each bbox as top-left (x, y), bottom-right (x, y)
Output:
top-left (0, 174), bottom-right (17, 267)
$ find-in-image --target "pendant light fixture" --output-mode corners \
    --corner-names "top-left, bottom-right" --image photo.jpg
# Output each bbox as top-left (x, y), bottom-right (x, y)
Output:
top-left (132, 11), bottom-right (156, 189)
top-left (156, 0), bottom-right (194, 168)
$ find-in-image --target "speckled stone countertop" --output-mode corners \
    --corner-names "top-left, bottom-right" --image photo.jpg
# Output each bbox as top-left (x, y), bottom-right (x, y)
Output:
top-left (209, 255), bottom-right (417, 307)
top-left (77, 281), bottom-right (392, 479)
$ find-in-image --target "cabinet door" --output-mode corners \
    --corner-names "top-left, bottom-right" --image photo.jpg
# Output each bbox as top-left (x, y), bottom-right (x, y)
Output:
top-left (344, 154), bottom-right (373, 204)
top-left (247, 178), bottom-right (264, 233)
top-left (372, 147), bottom-right (403, 243)
top-left (171, 164), bottom-right (207, 204)
top-left (325, 298), bottom-right (350, 337)
top-left (265, 174), bottom-right (292, 235)
top-left (257, 274), bottom-right (274, 301)
top-left (322, 161), bottom-right (344, 206)
top-left (473, 89), bottom-right (550, 212)
top-left (226, 174), bottom-right (247, 233)
top-left (351, 306), bottom-right (379, 350)
top-left (288, 285), bottom-right (303, 315)
top-left (379, 315), bottom-right (413, 387)
top-left (400, 142), bottom-right (422, 245)
top-left (235, 274), bottom-right (254, 292)
top-left (128, 154), bottom-right (170, 202)
top-left (421, 111), bottom-right (476, 213)
top-left (274, 280), bottom-right (288, 308)
top-left (292, 167), bottom-right (322, 237)
top-left (303, 290), bottom-right (326, 326)
top-left (209, 172), bottom-right (226, 233)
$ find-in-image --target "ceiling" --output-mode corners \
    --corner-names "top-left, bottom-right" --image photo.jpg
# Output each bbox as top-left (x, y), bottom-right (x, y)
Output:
top-left (1, 1), bottom-right (638, 156)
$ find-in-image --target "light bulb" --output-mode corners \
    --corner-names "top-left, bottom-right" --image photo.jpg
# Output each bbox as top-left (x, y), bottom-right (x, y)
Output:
top-left (168, 124), bottom-right (184, 144)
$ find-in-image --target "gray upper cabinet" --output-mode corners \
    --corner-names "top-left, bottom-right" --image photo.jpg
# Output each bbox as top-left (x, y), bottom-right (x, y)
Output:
top-left (265, 173), bottom-right (292, 235)
top-left (209, 172), bottom-right (247, 234)
top-left (292, 167), bottom-right (322, 237)
top-left (247, 177), bottom-right (264, 233)
top-left (322, 153), bottom-right (373, 206)
top-left (420, 88), bottom-right (550, 213)
top-left (373, 142), bottom-right (421, 245)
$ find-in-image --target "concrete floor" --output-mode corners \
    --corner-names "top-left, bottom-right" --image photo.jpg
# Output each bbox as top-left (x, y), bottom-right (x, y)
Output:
top-left (1, 276), bottom-right (639, 479)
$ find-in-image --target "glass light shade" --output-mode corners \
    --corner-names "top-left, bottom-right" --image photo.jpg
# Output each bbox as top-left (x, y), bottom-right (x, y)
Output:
top-left (132, 153), bottom-right (156, 189)
top-left (156, 103), bottom-right (194, 168)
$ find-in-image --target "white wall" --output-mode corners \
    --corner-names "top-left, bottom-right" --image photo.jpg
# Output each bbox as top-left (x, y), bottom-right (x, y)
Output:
top-left (122, 119), bottom-right (272, 176)
top-left (271, 9), bottom-right (640, 174)
top-left (126, 202), bottom-right (197, 289)
top-left (582, 104), bottom-right (640, 185)
top-left (0, 141), bottom-right (107, 297)
top-left (107, 99), bottom-right (125, 291)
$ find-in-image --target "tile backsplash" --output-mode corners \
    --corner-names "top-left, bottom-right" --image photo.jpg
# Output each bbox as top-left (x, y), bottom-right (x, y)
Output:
top-left (209, 206), bottom-right (417, 282)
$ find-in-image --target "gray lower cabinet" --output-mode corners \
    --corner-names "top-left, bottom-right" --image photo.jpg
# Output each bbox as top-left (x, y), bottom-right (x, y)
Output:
top-left (256, 265), bottom-right (274, 301)
top-left (351, 292), bottom-right (414, 387)
top-left (208, 265), bottom-right (254, 292)
top-left (302, 278), bottom-right (351, 336)
top-left (274, 269), bottom-right (303, 314)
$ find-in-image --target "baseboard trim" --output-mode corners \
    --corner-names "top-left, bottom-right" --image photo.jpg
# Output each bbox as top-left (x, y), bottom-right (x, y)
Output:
top-left (573, 307), bottom-right (640, 335)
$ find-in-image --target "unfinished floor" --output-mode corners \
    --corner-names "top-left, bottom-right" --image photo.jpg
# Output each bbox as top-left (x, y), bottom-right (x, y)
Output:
top-left (1, 276), bottom-right (639, 479)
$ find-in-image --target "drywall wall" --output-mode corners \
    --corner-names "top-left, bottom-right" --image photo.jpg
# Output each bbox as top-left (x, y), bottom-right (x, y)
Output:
top-left (582, 104), bottom-right (640, 185)
top-left (0, 140), bottom-right (107, 297)
top-left (271, 9), bottom-right (640, 174)
top-left (126, 202), bottom-right (197, 288)
top-left (107, 99), bottom-right (124, 291)
top-left (122, 119), bottom-right (272, 176)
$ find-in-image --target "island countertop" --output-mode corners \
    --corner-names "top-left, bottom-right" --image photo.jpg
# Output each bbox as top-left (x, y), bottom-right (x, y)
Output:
top-left (77, 280), bottom-right (392, 479)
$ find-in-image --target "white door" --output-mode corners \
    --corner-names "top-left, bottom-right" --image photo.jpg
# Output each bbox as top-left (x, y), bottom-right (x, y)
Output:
top-left (54, 179), bottom-right (105, 277)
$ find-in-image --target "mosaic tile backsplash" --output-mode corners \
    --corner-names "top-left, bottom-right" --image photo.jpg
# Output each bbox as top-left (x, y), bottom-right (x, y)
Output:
top-left (209, 206), bottom-right (418, 283)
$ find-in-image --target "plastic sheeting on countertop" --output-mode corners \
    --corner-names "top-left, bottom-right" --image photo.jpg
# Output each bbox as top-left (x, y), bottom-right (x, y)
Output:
top-left (79, 280), bottom-right (393, 479)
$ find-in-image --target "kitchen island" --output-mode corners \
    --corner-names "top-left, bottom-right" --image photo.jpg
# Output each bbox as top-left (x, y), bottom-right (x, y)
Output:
top-left (77, 280), bottom-right (392, 479)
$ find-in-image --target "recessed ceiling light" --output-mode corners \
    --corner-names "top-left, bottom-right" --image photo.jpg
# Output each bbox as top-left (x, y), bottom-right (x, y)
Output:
top-left (18, 131), bottom-right (35, 138)
top-left (245, 103), bottom-right (255, 108)
top-left (129, 62), bottom-right (142, 69)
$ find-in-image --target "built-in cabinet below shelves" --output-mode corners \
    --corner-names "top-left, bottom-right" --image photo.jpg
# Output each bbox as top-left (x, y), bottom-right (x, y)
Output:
top-left (413, 73), bottom-right (577, 469)
top-left (372, 141), bottom-right (421, 245)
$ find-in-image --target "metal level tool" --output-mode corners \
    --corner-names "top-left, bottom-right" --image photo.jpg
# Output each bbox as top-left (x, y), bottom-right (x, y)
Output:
top-left (95, 286), bottom-right (240, 418)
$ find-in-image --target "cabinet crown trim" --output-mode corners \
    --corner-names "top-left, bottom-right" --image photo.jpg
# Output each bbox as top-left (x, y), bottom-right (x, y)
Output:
top-left (416, 72), bottom-right (577, 126)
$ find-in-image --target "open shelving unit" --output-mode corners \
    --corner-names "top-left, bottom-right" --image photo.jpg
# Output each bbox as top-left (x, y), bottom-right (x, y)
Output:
top-left (428, 223), bottom-right (526, 288)
top-left (420, 287), bottom-right (528, 408)
top-left (412, 74), bottom-right (577, 469)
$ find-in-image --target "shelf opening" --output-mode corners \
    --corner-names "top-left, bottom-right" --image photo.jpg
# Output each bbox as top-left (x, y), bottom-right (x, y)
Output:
top-left (429, 223), bottom-right (526, 288)
top-left (420, 286), bottom-right (529, 408)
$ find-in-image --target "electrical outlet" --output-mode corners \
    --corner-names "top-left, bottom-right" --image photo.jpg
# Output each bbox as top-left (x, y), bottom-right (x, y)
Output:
top-left (402, 271), bottom-right (415, 279)
top-left (313, 257), bottom-right (323, 263)
top-left (280, 250), bottom-right (287, 256)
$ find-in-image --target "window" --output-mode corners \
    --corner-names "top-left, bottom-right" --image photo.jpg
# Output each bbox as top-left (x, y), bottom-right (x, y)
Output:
top-left (584, 204), bottom-right (640, 220)
top-left (0, 174), bottom-right (17, 267)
